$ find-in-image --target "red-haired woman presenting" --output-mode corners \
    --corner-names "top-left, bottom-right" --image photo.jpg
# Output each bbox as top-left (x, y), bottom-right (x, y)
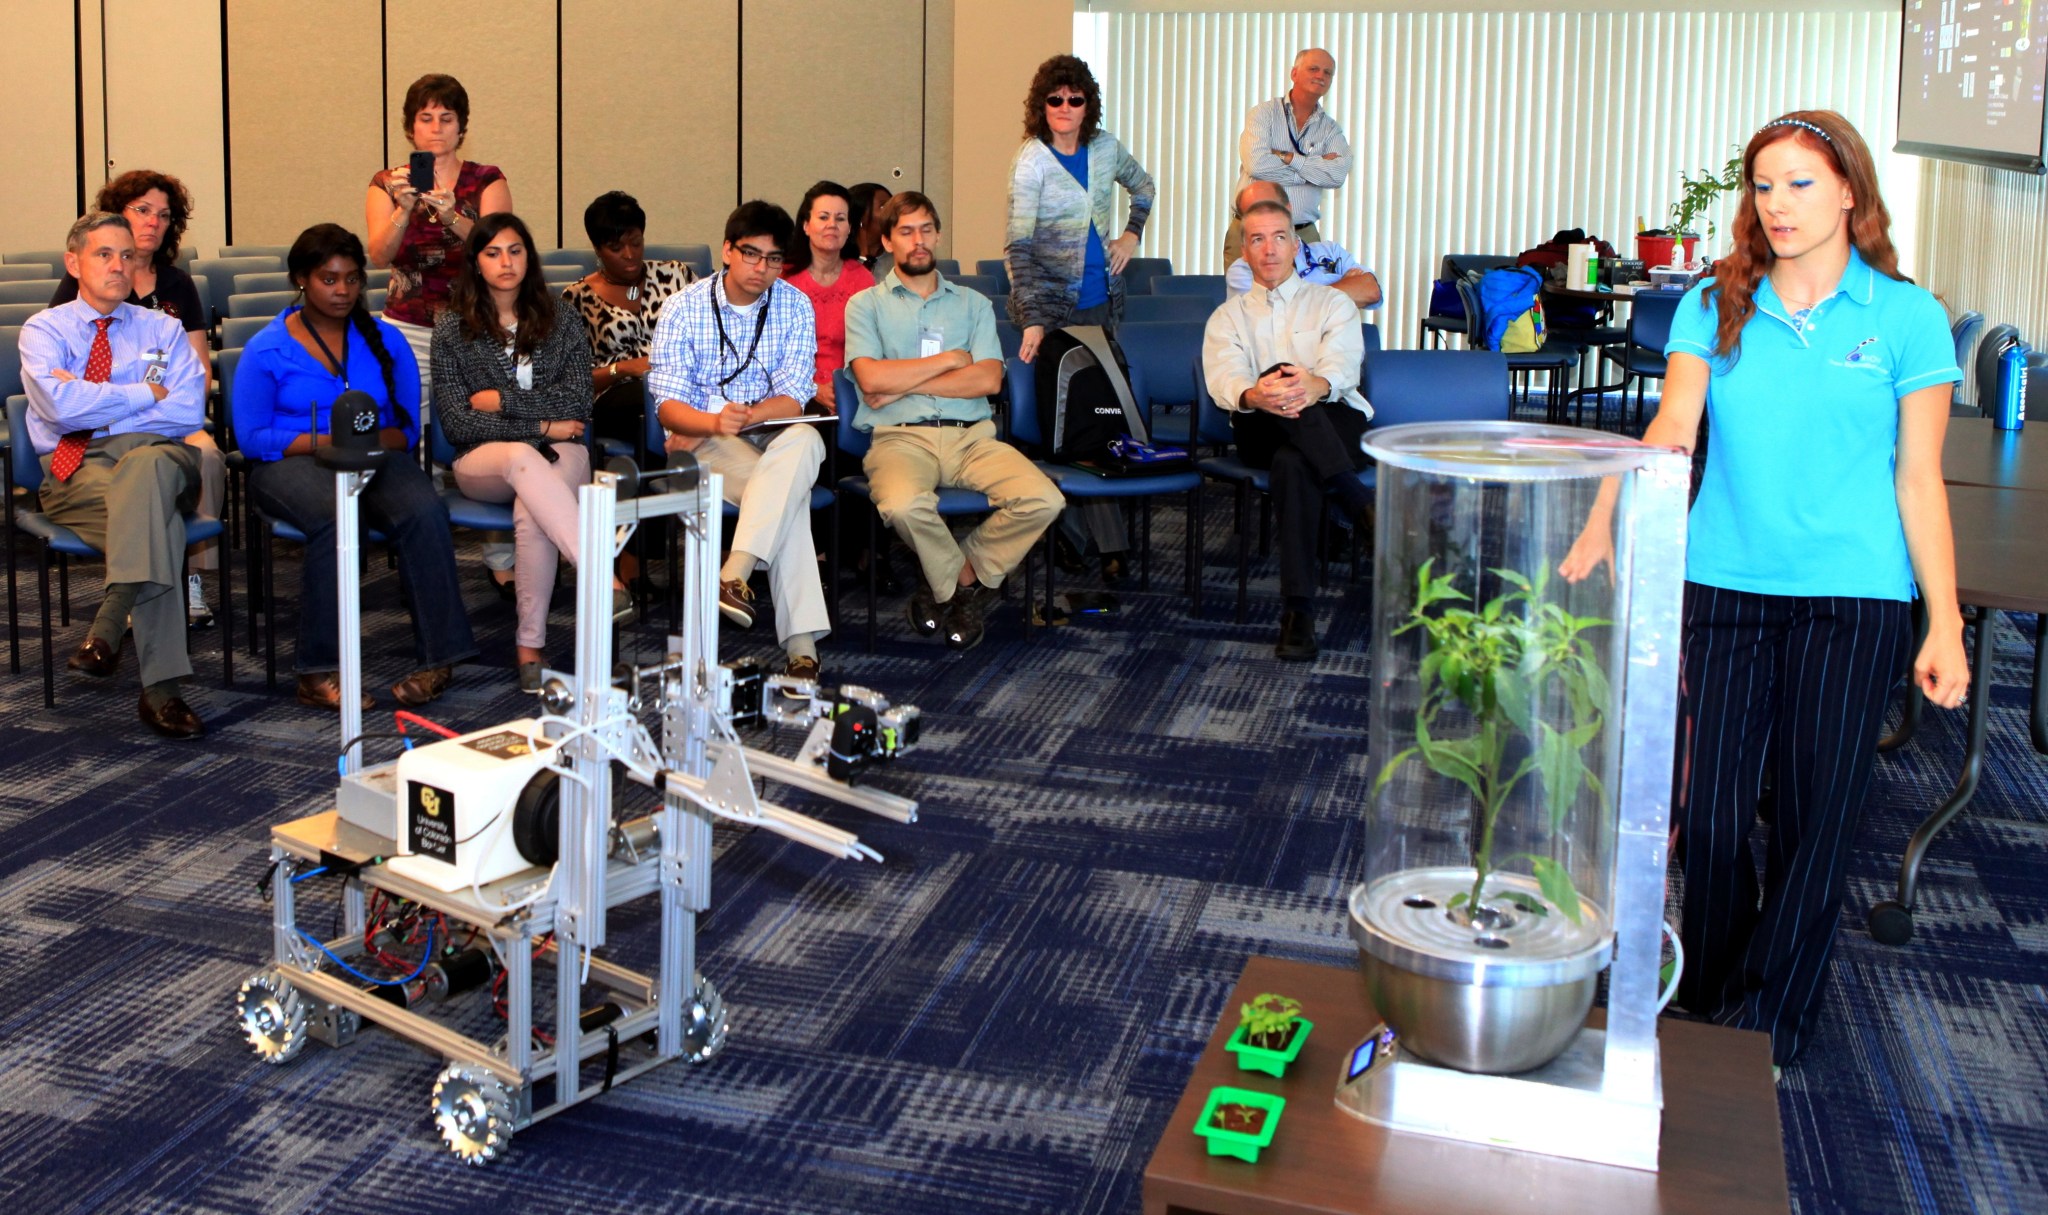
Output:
top-left (1562, 111), bottom-right (1968, 1067)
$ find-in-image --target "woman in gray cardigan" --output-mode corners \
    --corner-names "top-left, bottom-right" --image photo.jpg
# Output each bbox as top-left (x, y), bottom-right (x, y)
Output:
top-left (1004, 53), bottom-right (1157, 578)
top-left (1004, 54), bottom-right (1156, 364)
top-left (432, 212), bottom-right (626, 689)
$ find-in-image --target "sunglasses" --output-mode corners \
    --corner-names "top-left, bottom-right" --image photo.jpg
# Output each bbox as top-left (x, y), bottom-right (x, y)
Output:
top-left (1045, 95), bottom-right (1087, 108)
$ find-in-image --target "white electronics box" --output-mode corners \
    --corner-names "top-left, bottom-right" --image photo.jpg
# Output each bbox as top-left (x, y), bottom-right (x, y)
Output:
top-left (383, 719), bottom-right (557, 893)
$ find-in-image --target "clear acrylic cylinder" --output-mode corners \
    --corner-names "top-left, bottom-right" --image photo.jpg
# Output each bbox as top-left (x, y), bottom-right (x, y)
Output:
top-left (1350, 422), bottom-right (1653, 1074)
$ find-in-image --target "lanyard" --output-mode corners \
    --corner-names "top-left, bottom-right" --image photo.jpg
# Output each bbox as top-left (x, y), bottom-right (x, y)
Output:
top-left (711, 273), bottom-right (773, 390)
top-left (301, 312), bottom-right (350, 386)
top-left (1279, 95), bottom-right (1310, 157)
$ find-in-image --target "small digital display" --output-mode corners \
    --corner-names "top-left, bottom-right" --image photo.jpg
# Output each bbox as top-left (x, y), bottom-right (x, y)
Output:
top-left (1347, 1038), bottom-right (1378, 1080)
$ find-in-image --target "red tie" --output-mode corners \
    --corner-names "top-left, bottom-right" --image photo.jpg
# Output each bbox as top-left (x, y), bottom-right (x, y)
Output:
top-left (50, 316), bottom-right (111, 483)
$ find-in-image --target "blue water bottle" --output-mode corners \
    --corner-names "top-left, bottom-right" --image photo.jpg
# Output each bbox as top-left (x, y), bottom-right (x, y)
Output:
top-left (1995, 339), bottom-right (2029, 430)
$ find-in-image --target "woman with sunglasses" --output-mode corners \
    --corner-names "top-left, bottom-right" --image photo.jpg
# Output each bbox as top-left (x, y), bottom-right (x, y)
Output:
top-left (234, 224), bottom-right (474, 711)
top-left (1005, 53), bottom-right (1157, 581)
top-left (432, 213), bottom-right (628, 691)
top-left (49, 169), bottom-right (225, 629)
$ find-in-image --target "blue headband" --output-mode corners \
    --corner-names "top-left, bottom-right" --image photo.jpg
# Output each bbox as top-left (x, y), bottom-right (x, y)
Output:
top-left (1760, 117), bottom-right (1833, 144)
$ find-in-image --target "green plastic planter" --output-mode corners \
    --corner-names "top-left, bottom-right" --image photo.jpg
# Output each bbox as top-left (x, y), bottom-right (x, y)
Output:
top-left (1225, 1017), bottom-right (1313, 1078)
top-left (1193, 1087), bottom-right (1286, 1163)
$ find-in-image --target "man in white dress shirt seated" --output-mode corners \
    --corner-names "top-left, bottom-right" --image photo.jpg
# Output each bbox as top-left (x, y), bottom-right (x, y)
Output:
top-left (1201, 199), bottom-right (1374, 663)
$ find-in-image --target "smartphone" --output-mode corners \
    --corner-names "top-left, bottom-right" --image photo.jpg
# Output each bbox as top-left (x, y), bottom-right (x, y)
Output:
top-left (408, 151), bottom-right (435, 193)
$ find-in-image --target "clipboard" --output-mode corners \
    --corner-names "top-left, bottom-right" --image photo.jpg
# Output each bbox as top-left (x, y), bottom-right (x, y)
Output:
top-left (738, 405), bottom-right (836, 436)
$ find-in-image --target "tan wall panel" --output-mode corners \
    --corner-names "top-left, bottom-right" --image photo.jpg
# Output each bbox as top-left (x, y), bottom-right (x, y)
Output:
top-left (385, 0), bottom-right (560, 245)
top-left (922, 0), bottom-right (955, 254)
top-left (104, 0), bottom-right (226, 256)
top-left (741, 0), bottom-right (926, 243)
top-left (0, 1), bottom-right (80, 256)
top-left (561, 0), bottom-right (737, 253)
top-left (226, 0), bottom-right (383, 249)
top-left (950, 0), bottom-right (1070, 266)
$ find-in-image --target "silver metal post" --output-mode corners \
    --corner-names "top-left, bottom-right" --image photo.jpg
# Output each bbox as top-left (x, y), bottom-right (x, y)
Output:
top-left (335, 470), bottom-right (371, 775)
top-left (1603, 449), bottom-right (1690, 1105)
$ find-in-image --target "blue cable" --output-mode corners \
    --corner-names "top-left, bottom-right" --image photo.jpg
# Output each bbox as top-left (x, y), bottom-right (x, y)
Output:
top-left (289, 866), bottom-right (327, 884)
top-left (294, 923), bottom-right (435, 987)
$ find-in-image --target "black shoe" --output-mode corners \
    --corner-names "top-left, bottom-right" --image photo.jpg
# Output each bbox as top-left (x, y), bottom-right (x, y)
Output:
top-left (943, 584), bottom-right (992, 651)
top-left (1276, 609), bottom-right (1318, 662)
top-left (484, 567), bottom-right (517, 602)
top-left (907, 585), bottom-right (942, 636)
top-left (1099, 552), bottom-right (1127, 587)
top-left (1051, 530), bottom-right (1089, 576)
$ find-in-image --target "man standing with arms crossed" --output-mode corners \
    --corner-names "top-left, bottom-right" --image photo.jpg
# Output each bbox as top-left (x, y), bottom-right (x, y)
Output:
top-left (1222, 48), bottom-right (1352, 268)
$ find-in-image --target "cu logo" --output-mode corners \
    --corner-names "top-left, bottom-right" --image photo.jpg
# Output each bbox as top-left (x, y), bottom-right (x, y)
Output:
top-left (420, 787), bottom-right (443, 818)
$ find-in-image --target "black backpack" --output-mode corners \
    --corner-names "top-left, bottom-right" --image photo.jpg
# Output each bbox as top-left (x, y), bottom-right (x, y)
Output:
top-left (1034, 326), bottom-right (1187, 475)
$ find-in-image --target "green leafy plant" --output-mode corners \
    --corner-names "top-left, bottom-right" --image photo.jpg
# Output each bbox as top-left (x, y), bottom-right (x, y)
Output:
top-left (1372, 560), bottom-right (1610, 924)
top-left (1236, 993), bottom-right (1304, 1050)
top-left (1667, 147), bottom-right (1744, 239)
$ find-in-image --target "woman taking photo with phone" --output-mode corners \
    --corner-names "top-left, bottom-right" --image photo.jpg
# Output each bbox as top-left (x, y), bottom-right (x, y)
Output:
top-left (432, 213), bottom-right (628, 691)
top-left (235, 224), bottom-right (474, 711)
top-left (1560, 110), bottom-right (1966, 1068)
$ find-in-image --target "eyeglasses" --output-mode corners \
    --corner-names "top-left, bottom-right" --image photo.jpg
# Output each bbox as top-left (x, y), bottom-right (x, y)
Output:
top-left (1045, 95), bottom-right (1087, 108)
top-left (732, 244), bottom-right (785, 268)
top-left (124, 203), bottom-right (175, 223)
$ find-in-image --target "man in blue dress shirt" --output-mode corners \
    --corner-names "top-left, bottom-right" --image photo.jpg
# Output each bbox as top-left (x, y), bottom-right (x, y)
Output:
top-left (19, 212), bottom-right (209, 737)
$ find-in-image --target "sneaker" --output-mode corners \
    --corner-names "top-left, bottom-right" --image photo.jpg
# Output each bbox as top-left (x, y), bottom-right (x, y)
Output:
top-left (783, 654), bottom-right (820, 683)
top-left (943, 583), bottom-right (992, 651)
top-left (906, 585), bottom-right (942, 637)
top-left (718, 578), bottom-right (757, 628)
top-left (186, 573), bottom-right (215, 629)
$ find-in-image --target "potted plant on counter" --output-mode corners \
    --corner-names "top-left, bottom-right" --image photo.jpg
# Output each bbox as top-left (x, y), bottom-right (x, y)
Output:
top-left (1640, 146), bottom-right (1743, 269)
top-left (1193, 1087), bottom-right (1287, 1163)
top-left (1225, 992), bottom-right (1313, 1078)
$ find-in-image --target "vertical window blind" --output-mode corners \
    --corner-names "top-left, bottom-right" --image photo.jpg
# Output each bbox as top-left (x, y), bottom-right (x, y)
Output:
top-left (1917, 161), bottom-right (2048, 400)
top-left (1076, 5), bottom-right (1912, 350)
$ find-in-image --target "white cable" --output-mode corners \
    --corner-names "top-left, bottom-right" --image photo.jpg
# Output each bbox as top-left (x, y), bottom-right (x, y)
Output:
top-left (1657, 920), bottom-right (1684, 1013)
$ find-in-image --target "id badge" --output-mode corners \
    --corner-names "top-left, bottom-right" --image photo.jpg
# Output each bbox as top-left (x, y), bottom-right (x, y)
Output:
top-left (918, 328), bottom-right (943, 359)
top-left (143, 349), bottom-right (168, 386)
top-left (705, 392), bottom-right (730, 414)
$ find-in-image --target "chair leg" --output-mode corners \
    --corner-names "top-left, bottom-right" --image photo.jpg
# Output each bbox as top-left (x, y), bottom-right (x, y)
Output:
top-left (864, 508), bottom-right (877, 653)
top-left (1234, 481), bottom-right (1249, 625)
top-left (218, 551), bottom-right (233, 688)
top-left (244, 514), bottom-right (262, 656)
top-left (38, 548), bottom-right (54, 708)
top-left (1023, 533), bottom-right (1038, 640)
top-left (1139, 499), bottom-right (1152, 592)
top-left (58, 552), bottom-right (70, 625)
top-left (264, 528), bottom-right (279, 691)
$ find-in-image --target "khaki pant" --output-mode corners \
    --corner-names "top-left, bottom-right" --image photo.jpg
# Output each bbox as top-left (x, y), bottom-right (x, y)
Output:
top-left (1222, 218), bottom-right (1321, 269)
top-left (696, 424), bottom-right (830, 645)
top-left (863, 420), bottom-right (1064, 600)
top-left (39, 433), bottom-right (199, 686)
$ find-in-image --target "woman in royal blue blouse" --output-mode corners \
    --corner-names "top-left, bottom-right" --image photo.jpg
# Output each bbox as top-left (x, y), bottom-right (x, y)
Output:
top-left (1564, 111), bottom-right (1968, 1068)
top-left (233, 223), bottom-right (475, 711)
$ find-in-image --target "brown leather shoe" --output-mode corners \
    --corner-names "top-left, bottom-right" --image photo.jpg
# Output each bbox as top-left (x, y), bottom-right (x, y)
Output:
top-left (783, 655), bottom-right (820, 683)
top-left (67, 636), bottom-right (119, 679)
top-left (139, 692), bottom-right (204, 739)
top-left (391, 665), bottom-right (453, 707)
top-left (297, 671), bottom-right (371, 712)
top-left (718, 578), bottom-right (757, 629)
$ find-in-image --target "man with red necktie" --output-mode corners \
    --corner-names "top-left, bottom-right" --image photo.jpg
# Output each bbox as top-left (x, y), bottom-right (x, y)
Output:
top-left (20, 212), bottom-right (209, 737)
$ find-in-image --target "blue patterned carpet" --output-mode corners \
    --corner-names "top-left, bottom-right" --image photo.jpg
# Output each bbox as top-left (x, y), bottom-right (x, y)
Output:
top-left (0, 492), bottom-right (2042, 1214)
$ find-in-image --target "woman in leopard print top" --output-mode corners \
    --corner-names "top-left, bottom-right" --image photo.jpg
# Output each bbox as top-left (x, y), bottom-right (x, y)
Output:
top-left (561, 191), bottom-right (698, 452)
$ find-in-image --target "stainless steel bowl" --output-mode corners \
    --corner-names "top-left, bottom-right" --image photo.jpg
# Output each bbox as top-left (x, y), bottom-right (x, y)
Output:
top-left (1349, 872), bottom-right (1610, 1074)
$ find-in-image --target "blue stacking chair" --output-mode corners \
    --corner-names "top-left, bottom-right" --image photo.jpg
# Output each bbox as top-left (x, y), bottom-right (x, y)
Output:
top-left (1123, 294), bottom-right (1214, 324)
top-left (3, 252), bottom-right (67, 277)
top-left (0, 281), bottom-right (61, 306)
top-left (1150, 275), bottom-right (1227, 305)
top-left (1121, 257), bottom-right (1173, 296)
top-left (0, 304), bottom-right (41, 327)
top-left (219, 245), bottom-right (289, 260)
top-left (0, 265), bottom-right (54, 283)
top-left (232, 272), bottom-right (297, 296)
top-left (541, 249), bottom-right (598, 275)
top-left (190, 256), bottom-right (285, 324)
top-left (5, 396), bottom-right (231, 704)
top-left (643, 244), bottom-right (713, 277)
top-left (228, 291), bottom-right (300, 319)
top-left (1004, 355), bottom-right (1205, 614)
top-left (1603, 289), bottom-right (1682, 429)
top-left (831, 367), bottom-right (1039, 651)
top-left (1949, 310), bottom-right (1984, 411)
top-left (1115, 320), bottom-right (1204, 448)
top-left (934, 259), bottom-right (961, 277)
top-left (946, 274), bottom-right (1005, 298)
top-left (972, 259), bottom-right (1010, 292)
top-left (1419, 254), bottom-right (1515, 348)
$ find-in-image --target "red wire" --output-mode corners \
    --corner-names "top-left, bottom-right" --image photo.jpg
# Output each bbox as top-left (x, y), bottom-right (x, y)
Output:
top-left (394, 710), bottom-right (460, 740)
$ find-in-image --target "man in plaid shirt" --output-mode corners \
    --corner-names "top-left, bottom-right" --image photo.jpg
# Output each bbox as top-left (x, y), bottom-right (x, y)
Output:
top-left (650, 201), bottom-right (830, 681)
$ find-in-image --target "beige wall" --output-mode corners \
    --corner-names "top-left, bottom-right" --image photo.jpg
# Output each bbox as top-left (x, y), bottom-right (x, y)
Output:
top-left (950, 0), bottom-right (1071, 265)
top-left (0, 1), bottom-right (79, 258)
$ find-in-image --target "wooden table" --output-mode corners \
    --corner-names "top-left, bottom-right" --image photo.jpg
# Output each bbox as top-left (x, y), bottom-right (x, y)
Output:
top-left (1870, 484), bottom-right (2048, 943)
top-left (1942, 417), bottom-right (2046, 492)
top-left (1142, 956), bottom-right (1789, 1215)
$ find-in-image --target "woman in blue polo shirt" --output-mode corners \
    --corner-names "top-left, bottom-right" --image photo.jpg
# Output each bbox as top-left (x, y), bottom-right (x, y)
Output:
top-left (1563, 111), bottom-right (1968, 1066)
top-left (233, 224), bottom-right (475, 712)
